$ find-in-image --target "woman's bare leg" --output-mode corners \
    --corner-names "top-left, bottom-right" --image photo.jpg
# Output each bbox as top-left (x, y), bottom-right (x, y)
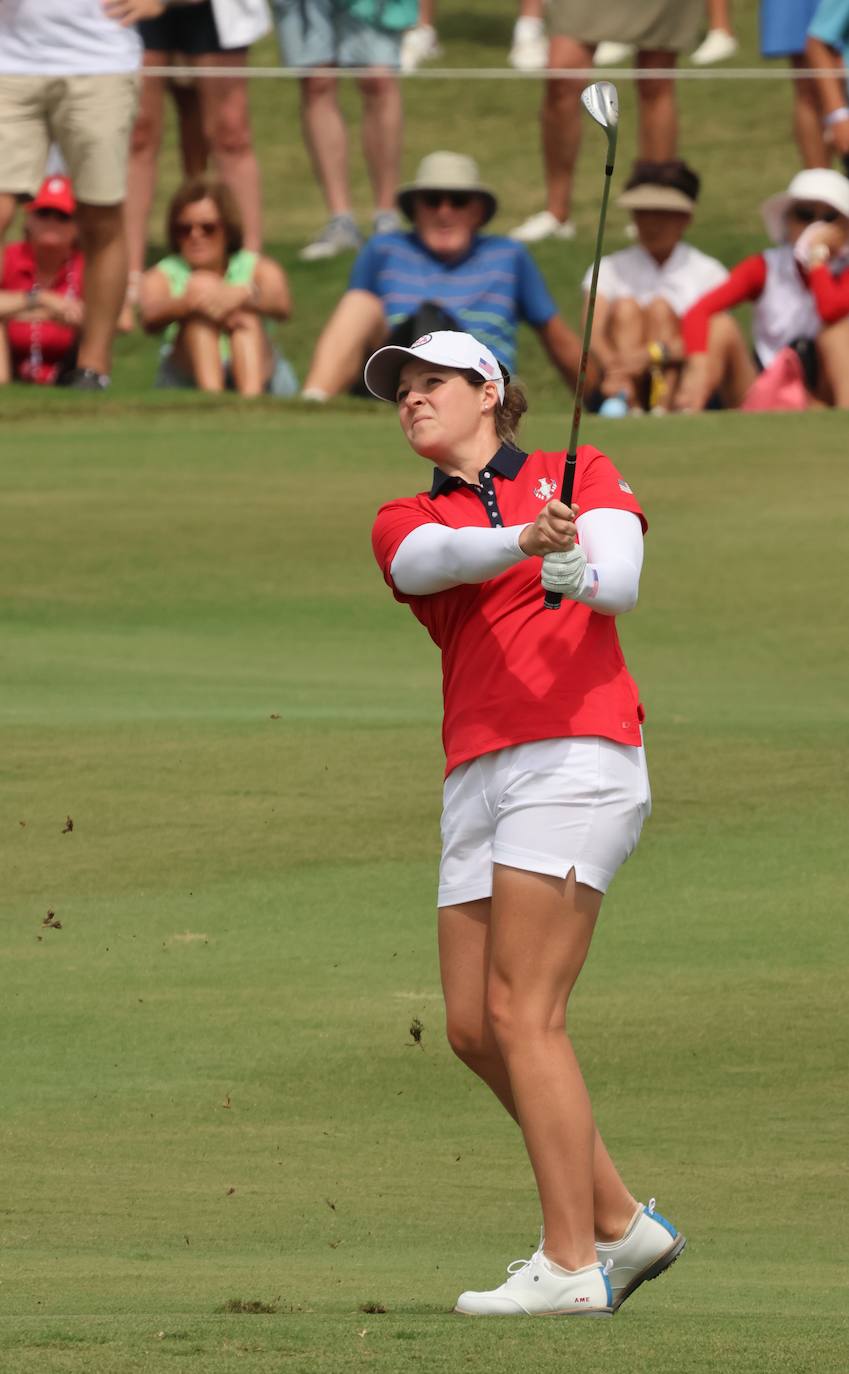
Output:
top-left (358, 71), bottom-right (403, 215)
top-left (302, 288), bottom-right (388, 395)
top-left (707, 312), bottom-right (758, 406)
top-left (195, 52), bottom-right (263, 250)
top-left (541, 37), bottom-right (593, 224)
top-left (643, 297), bottom-right (683, 406)
top-left (173, 318), bottom-right (225, 390)
top-left (791, 54), bottom-right (827, 167)
top-left (606, 297), bottom-right (646, 403)
top-left (228, 311), bottom-right (271, 396)
top-left (816, 317), bottom-right (849, 406)
top-left (0, 327), bottom-right (11, 384)
top-left (636, 51), bottom-right (678, 158)
top-left (440, 886), bottom-right (638, 1255)
top-left (122, 53), bottom-right (167, 327)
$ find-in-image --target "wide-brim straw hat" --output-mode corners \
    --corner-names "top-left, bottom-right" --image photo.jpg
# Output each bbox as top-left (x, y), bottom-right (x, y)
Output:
top-left (617, 183), bottom-right (696, 213)
top-left (397, 152), bottom-right (498, 224)
top-left (761, 168), bottom-right (849, 243)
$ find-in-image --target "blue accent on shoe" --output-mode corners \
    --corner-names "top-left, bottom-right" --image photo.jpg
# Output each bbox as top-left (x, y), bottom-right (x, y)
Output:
top-left (601, 1265), bottom-right (614, 1307)
top-left (645, 1206), bottom-right (677, 1238)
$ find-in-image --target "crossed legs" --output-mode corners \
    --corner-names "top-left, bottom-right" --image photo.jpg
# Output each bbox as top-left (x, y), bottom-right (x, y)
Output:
top-left (439, 866), bottom-right (638, 1271)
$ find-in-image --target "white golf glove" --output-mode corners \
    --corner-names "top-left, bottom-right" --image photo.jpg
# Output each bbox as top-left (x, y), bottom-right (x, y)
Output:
top-left (541, 546), bottom-right (587, 598)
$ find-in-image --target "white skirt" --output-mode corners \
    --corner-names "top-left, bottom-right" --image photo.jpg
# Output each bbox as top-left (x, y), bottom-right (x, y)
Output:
top-left (438, 736), bottom-right (651, 908)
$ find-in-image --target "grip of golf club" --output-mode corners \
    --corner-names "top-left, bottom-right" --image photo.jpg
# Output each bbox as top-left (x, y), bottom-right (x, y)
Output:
top-left (542, 456), bottom-right (577, 611)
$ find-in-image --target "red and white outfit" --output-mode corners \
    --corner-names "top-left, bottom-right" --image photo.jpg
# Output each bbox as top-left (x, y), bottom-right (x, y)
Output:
top-left (682, 244), bottom-right (849, 365)
top-left (1, 240), bottom-right (83, 383)
top-left (372, 444), bottom-right (650, 904)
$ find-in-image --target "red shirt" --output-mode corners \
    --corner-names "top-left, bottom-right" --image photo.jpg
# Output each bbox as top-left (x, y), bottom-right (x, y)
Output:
top-left (1, 240), bottom-right (83, 383)
top-left (681, 251), bottom-right (849, 353)
top-left (372, 445), bottom-right (647, 775)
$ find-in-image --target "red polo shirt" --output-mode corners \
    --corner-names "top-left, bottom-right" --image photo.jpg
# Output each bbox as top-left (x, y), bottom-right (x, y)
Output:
top-left (372, 445), bottom-right (647, 776)
top-left (0, 241), bottom-right (83, 383)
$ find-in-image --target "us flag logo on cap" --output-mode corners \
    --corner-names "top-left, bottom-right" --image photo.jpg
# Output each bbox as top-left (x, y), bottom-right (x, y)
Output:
top-left (478, 355), bottom-right (495, 376)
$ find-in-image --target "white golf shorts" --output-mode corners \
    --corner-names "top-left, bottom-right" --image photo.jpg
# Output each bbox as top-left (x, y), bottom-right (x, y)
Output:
top-left (438, 735), bottom-right (651, 908)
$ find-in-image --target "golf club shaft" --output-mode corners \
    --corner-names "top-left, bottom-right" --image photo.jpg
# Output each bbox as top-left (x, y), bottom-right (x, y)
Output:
top-left (543, 149), bottom-right (616, 611)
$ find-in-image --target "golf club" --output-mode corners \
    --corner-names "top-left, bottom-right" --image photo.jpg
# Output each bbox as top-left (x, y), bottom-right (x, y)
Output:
top-left (543, 80), bottom-right (619, 611)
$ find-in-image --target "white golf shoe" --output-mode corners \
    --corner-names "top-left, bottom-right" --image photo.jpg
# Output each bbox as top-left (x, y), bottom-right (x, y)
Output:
top-left (508, 16), bottom-right (548, 71)
top-left (690, 29), bottom-right (738, 65)
top-left (454, 1242), bottom-right (613, 1317)
top-left (509, 210), bottom-right (576, 243)
top-left (400, 23), bottom-right (442, 71)
top-left (595, 1198), bottom-right (686, 1311)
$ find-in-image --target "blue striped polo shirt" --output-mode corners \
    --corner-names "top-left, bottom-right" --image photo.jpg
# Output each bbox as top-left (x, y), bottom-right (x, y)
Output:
top-left (348, 231), bottom-right (558, 373)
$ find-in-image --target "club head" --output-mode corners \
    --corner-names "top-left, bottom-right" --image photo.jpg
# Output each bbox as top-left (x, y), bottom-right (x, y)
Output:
top-left (581, 81), bottom-right (619, 154)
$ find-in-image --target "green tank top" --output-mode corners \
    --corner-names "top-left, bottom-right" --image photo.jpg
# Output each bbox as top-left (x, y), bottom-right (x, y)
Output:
top-left (157, 249), bottom-right (259, 357)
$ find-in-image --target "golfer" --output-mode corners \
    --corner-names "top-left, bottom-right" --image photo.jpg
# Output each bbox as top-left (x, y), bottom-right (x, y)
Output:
top-left (367, 330), bottom-right (685, 1317)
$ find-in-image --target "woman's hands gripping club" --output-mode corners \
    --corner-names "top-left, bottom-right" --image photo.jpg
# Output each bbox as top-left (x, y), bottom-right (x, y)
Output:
top-left (519, 500), bottom-right (588, 599)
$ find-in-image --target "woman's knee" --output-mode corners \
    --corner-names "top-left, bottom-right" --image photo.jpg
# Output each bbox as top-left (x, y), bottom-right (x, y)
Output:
top-left (610, 297), bottom-right (644, 329)
top-left (445, 1012), bottom-right (495, 1067)
top-left (643, 297), bottom-right (678, 332)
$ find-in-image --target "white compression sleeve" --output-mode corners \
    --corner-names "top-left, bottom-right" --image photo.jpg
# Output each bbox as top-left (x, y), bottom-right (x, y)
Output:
top-left (390, 522), bottom-right (529, 595)
top-left (572, 508), bottom-right (644, 615)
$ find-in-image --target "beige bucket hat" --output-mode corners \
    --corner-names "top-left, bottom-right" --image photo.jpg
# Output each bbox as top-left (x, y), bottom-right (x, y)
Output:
top-left (397, 152), bottom-right (498, 224)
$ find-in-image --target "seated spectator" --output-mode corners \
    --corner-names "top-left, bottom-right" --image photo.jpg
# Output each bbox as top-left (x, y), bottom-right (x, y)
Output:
top-left (584, 160), bottom-right (730, 412)
top-left (678, 168), bottom-right (849, 410)
top-left (301, 151), bottom-right (586, 400)
top-left (140, 176), bottom-right (296, 397)
top-left (0, 176), bottom-right (83, 386)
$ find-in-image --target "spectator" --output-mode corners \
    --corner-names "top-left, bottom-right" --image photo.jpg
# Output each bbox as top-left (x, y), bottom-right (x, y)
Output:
top-left (583, 160), bottom-right (730, 413)
top-left (806, 0), bottom-right (849, 174)
top-left (511, 0), bottom-right (704, 243)
top-left (139, 176), bottom-right (296, 396)
top-left (760, 0), bottom-right (828, 168)
top-left (124, 0), bottom-right (269, 327)
top-left (0, 177), bottom-right (83, 387)
top-left (300, 151), bottom-right (587, 400)
top-left (272, 0), bottom-right (415, 261)
top-left (678, 169), bottom-right (849, 410)
top-left (690, 0), bottom-right (738, 64)
top-left (0, 0), bottom-right (164, 390)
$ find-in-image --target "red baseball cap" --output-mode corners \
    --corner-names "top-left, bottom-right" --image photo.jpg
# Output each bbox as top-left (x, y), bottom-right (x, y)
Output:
top-left (27, 175), bottom-right (76, 216)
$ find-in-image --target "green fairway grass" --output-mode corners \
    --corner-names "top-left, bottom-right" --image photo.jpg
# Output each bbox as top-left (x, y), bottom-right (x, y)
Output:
top-left (2, 402), bottom-right (848, 1372)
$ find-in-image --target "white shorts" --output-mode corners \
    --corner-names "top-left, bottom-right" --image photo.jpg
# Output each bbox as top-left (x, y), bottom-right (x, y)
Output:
top-left (438, 736), bottom-right (651, 908)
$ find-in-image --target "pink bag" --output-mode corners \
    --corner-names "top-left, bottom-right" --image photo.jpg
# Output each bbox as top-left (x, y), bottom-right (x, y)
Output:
top-left (740, 347), bottom-right (809, 412)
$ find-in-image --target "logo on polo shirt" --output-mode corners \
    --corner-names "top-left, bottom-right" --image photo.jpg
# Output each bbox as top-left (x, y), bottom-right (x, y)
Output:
top-left (533, 477), bottom-right (557, 501)
top-left (411, 334), bottom-right (432, 348)
top-left (618, 478), bottom-right (633, 494)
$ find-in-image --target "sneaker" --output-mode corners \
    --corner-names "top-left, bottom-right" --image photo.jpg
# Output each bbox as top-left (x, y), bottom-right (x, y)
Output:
top-left (60, 366), bottom-right (110, 391)
top-left (299, 215), bottom-right (362, 262)
top-left (595, 1198), bottom-right (686, 1312)
top-left (594, 41), bottom-right (634, 66)
top-left (509, 210), bottom-right (576, 243)
top-left (690, 29), bottom-right (738, 65)
top-left (508, 16), bottom-right (548, 71)
top-left (455, 1241), bottom-right (613, 1317)
top-left (372, 209), bottom-right (402, 236)
top-left (400, 23), bottom-right (441, 72)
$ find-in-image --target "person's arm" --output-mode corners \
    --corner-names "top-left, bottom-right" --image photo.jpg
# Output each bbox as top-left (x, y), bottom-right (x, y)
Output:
top-left (536, 313), bottom-right (600, 394)
top-left (102, 0), bottom-right (166, 23)
top-left (242, 255), bottom-right (292, 322)
top-left (680, 254), bottom-right (767, 355)
top-left (0, 286), bottom-right (39, 322)
top-left (139, 266), bottom-right (190, 334)
top-left (390, 522), bottom-right (529, 595)
top-left (539, 508), bottom-right (644, 615)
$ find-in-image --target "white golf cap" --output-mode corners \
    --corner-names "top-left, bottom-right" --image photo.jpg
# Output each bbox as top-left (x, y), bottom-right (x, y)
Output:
top-left (761, 168), bottom-right (849, 243)
top-left (364, 330), bottom-right (506, 403)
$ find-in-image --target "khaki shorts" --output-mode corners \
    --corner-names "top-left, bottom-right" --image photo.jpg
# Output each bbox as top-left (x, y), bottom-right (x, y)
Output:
top-left (0, 74), bottom-right (138, 205)
top-left (547, 0), bottom-right (702, 50)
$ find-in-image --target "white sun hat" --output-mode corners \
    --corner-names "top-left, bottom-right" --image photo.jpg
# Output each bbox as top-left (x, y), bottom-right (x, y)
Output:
top-left (761, 168), bottom-right (849, 243)
top-left (364, 330), bottom-right (506, 403)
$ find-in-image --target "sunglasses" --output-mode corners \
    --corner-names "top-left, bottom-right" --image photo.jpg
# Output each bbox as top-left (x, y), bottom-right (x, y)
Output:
top-left (32, 207), bottom-right (72, 222)
top-left (175, 220), bottom-right (222, 239)
top-left (788, 205), bottom-right (841, 224)
top-left (418, 191), bottom-right (474, 210)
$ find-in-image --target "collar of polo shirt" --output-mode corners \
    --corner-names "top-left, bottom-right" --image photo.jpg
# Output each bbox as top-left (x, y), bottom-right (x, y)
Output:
top-left (429, 444), bottom-right (528, 497)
